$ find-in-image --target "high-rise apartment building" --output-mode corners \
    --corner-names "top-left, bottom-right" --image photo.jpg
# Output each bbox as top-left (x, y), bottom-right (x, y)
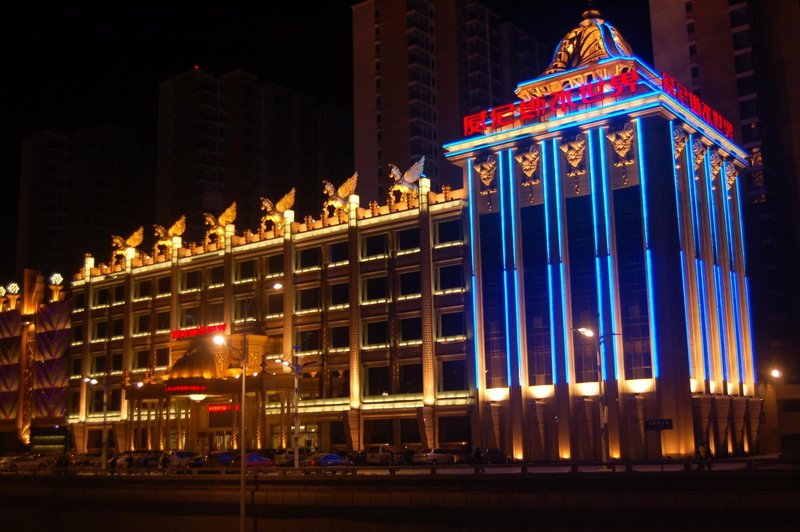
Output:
top-left (352, 0), bottom-right (547, 202)
top-left (15, 127), bottom-right (152, 281)
top-left (649, 0), bottom-right (800, 379)
top-left (157, 68), bottom-right (353, 240)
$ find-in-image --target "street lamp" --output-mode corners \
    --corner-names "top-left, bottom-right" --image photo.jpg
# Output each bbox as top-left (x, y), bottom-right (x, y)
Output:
top-left (272, 349), bottom-right (320, 469)
top-left (573, 327), bottom-right (607, 466)
top-left (84, 376), bottom-right (109, 470)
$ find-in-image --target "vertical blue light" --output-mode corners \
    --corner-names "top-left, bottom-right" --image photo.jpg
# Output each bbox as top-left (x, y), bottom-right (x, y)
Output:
top-left (735, 172), bottom-right (757, 382)
top-left (722, 161), bottom-right (744, 383)
top-left (498, 151), bottom-right (514, 387)
top-left (598, 126), bottom-right (619, 379)
top-left (635, 118), bottom-right (660, 378)
top-left (670, 121), bottom-right (695, 378)
top-left (705, 155), bottom-right (729, 382)
top-left (553, 138), bottom-right (571, 383)
top-left (542, 141), bottom-right (559, 384)
top-left (587, 128), bottom-right (607, 381)
top-left (507, 149), bottom-right (525, 385)
top-left (467, 158), bottom-right (481, 390)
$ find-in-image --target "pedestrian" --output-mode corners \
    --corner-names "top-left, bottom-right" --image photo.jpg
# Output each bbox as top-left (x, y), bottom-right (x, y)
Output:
top-left (160, 452), bottom-right (170, 475)
top-left (109, 454), bottom-right (118, 476)
top-left (696, 442), bottom-right (711, 470)
top-left (473, 447), bottom-right (485, 473)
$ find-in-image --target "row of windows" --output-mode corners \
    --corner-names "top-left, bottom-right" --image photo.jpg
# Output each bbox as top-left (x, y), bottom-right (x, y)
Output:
top-left (72, 347), bottom-right (170, 376)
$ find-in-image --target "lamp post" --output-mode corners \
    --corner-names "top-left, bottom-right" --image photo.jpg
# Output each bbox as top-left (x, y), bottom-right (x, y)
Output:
top-left (272, 349), bottom-right (319, 469)
top-left (573, 327), bottom-right (607, 466)
top-left (84, 376), bottom-right (108, 470)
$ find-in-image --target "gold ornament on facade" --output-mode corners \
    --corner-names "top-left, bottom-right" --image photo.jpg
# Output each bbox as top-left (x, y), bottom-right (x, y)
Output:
top-left (474, 157), bottom-right (498, 211)
top-left (111, 226), bottom-right (143, 267)
top-left (692, 139), bottom-right (707, 175)
top-left (515, 146), bottom-right (541, 205)
top-left (709, 151), bottom-right (723, 190)
top-left (323, 172), bottom-right (358, 218)
top-left (725, 163), bottom-right (739, 193)
top-left (260, 188), bottom-right (295, 237)
top-left (560, 136), bottom-right (587, 193)
top-left (369, 200), bottom-right (380, 217)
top-left (389, 155), bottom-right (424, 204)
top-left (153, 215), bottom-right (186, 256)
top-left (442, 185), bottom-right (452, 201)
top-left (203, 202), bottom-right (237, 247)
top-left (606, 126), bottom-right (635, 185)
top-left (544, 9), bottom-right (634, 74)
top-left (673, 128), bottom-right (688, 169)
top-left (750, 147), bottom-right (762, 168)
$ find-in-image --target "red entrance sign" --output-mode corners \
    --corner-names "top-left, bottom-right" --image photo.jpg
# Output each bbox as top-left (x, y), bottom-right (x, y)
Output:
top-left (661, 72), bottom-right (734, 140)
top-left (170, 323), bottom-right (227, 340)
top-left (165, 385), bottom-right (207, 393)
top-left (463, 71), bottom-right (640, 136)
top-left (208, 404), bottom-right (239, 413)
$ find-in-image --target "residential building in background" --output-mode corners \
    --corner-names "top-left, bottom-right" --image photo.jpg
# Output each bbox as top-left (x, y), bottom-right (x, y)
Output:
top-left (649, 0), bottom-right (800, 383)
top-left (157, 68), bottom-right (353, 241)
top-left (352, 0), bottom-right (548, 203)
top-left (15, 127), bottom-right (152, 282)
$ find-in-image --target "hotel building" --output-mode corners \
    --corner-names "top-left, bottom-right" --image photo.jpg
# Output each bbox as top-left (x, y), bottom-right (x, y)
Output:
top-left (60, 11), bottom-right (760, 461)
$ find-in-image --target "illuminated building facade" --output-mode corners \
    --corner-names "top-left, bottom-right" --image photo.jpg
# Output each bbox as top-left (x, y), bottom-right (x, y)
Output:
top-left (66, 12), bottom-right (760, 461)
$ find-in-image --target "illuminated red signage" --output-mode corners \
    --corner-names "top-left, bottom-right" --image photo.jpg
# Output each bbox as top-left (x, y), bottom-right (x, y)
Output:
top-left (165, 385), bottom-right (207, 393)
top-left (208, 404), bottom-right (239, 413)
top-left (170, 324), bottom-right (227, 340)
top-left (661, 72), bottom-right (733, 139)
top-left (463, 71), bottom-right (640, 136)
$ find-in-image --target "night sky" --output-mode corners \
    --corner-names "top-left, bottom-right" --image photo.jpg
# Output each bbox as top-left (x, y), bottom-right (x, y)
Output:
top-left (2, 1), bottom-right (652, 281)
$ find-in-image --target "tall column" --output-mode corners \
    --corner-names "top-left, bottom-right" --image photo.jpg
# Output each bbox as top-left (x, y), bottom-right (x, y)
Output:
top-left (347, 194), bottom-right (363, 450)
top-left (419, 178), bottom-right (436, 407)
top-left (164, 397), bottom-right (171, 451)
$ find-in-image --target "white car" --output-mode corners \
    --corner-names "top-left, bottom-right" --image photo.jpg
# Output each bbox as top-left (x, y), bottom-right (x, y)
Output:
top-left (2, 454), bottom-right (54, 472)
top-left (412, 448), bottom-right (454, 465)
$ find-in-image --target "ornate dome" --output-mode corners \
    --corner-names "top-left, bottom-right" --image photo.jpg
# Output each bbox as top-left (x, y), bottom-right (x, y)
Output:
top-left (544, 10), bottom-right (634, 75)
top-left (168, 339), bottom-right (220, 380)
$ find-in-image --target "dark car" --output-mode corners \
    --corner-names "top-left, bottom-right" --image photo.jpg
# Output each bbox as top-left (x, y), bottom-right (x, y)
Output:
top-left (391, 448), bottom-right (415, 465)
top-left (464, 448), bottom-right (512, 464)
top-left (229, 453), bottom-right (275, 470)
top-left (302, 453), bottom-right (353, 467)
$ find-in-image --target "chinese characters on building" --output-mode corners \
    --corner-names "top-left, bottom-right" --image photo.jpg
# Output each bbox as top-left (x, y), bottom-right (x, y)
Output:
top-left (661, 72), bottom-right (734, 140)
top-left (463, 71), bottom-right (640, 136)
top-left (170, 323), bottom-right (227, 340)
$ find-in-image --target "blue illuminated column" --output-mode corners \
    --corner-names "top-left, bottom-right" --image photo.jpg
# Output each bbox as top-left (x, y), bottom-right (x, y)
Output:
top-left (466, 159), bottom-right (486, 394)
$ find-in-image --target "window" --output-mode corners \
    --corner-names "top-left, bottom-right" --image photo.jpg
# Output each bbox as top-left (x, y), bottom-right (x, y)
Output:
top-left (207, 302), bottom-right (224, 324)
top-left (113, 285), bottom-right (125, 303)
top-left (182, 270), bottom-right (201, 291)
top-left (732, 30), bottom-right (750, 51)
top-left (236, 260), bottom-right (256, 281)
top-left (399, 364), bottom-right (423, 393)
top-left (400, 317), bottom-right (422, 341)
top-left (156, 348), bottom-right (170, 367)
top-left (691, 66), bottom-right (699, 78)
top-left (111, 353), bottom-right (123, 371)
top-left (267, 254), bottom-right (283, 275)
top-left (73, 324), bottom-right (84, 342)
top-left (365, 321), bottom-right (388, 346)
top-left (364, 277), bottom-right (388, 301)
top-left (92, 321), bottom-right (108, 340)
top-left (135, 280), bottom-right (151, 299)
top-left (156, 311), bottom-right (170, 332)
top-left (363, 234), bottom-right (387, 258)
top-left (297, 330), bottom-right (321, 352)
top-left (329, 241), bottom-right (349, 263)
top-left (397, 228), bottom-right (420, 251)
top-left (94, 289), bottom-right (109, 306)
top-left (366, 365), bottom-right (390, 396)
top-left (739, 99), bottom-right (758, 120)
top-left (297, 287), bottom-right (320, 311)
top-left (734, 53), bottom-right (753, 73)
top-left (70, 391), bottom-right (80, 415)
top-left (71, 357), bottom-right (82, 376)
top-left (687, 22), bottom-right (695, 34)
top-left (330, 326), bottom-right (350, 349)
top-left (329, 370), bottom-right (349, 399)
top-left (437, 264), bottom-right (465, 291)
top-left (235, 298), bottom-right (255, 321)
top-left (92, 354), bottom-right (106, 373)
top-left (210, 266), bottom-right (225, 286)
top-left (331, 283), bottom-right (349, 306)
top-left (135, 314), bottom-right (150, 334)
top-left (688, 43), bottom-right (697, 56)
top-left (157, 277), bottom-right (171, 296)
top-left (90, 390), bottom-right (104, 413)
top-left (297, 248), bottom-right (321, 269)
top-left (109, 388), bottom-right (122, 411)
top-left (180, 307), bottom-right (197, 328)
top-left (730, 7), bottom-right (748, 27)
top-left (737, 75), bottom-right (755, 95)
top-left (74, 293), bottom-right (85, 309)
top-left (268, 293), bottom-right (284, 315)
top-left (135, 350), bottom-right (149, 369)
top-left (399, 271), bottom-right (421, 296)
top-left (436, 219), bottom-right (462, 244)
top-left (439, 312), bottom-right (466, 338)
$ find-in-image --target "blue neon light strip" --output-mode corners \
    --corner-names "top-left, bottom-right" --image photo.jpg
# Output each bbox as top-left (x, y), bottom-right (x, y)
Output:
top-left (548, 99), bottom-right (660, 133)
top-left (587, 128), bottom-right (607, 381)
top-left (507, 149), bottom-right (525, 385)
top-left (721, 161), bottom-right (743, 382)
top-left (498, 151), bottom-right (514, 387)
top-left (542, 141), bottom-right (559, 384)
top-left (553, 138), bottom-right (571, 383)
top-left (467, 159), bottom-right (482, 390)
top-left (598, 126), bottom-right (619, 380)
top-left (704, 155), bottom-right (729, 382)
top-left (670, 121), bottom-right (695, 378)
top-left (635, 118), bottom-right (660, 378)
top-left (735, 173), bottom-right (757, 382)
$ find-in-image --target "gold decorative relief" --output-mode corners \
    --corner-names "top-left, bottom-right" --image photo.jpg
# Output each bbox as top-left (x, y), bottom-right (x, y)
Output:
top-left (606, 125), bottom-right (635, 185)
top-left (515, 146), bottom-right (541, 205)
top-left (474, 157), bottom-right (498, 211)
top-left (111, 226), bottom-right (143, 267)
top-left (260, 188), bottom-right (295, 237)
top-left (203, 202), bottom-right (237, 247)
top-left (560, 136), bottom-right (586, 193)
top-left (750, 147), bottom-right (762, 168)
top-left (692, 139), bottom-right (707, 175)
top-left (673, 128), bottom-right (688, 169)
top-left (323, 172), bottom-right (358, 217)
top-left (389, 156), bottom-right (424, 203)
top-left (153, 215), bottom-right (186, 256)
top-left (725, 163), bottom-right (738, 192)
top-left (709, 151), bottom-right (722, 189)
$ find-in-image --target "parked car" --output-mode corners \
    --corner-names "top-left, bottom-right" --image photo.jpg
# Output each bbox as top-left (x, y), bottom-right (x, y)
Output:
top-left (412, 448), bottom-right (455, 465)
top-left (2, 454), bottom-right (54, 472)
top-left (229, 453), bottom-right (275, 470)
top-left (391, 447), bottom-right (415, 465)
top-left (365, 444), bottom-right (393, 465)
top-left (168, 451), bottom-right (199, 468)
top-left (204, 451), bottom-right (236, 467)
top-left (463, 448), bottom-right (512, 465)
top-left (302, 452), bottom-right (353, 467)
top-left (275, 449), bottom-right (310, 466)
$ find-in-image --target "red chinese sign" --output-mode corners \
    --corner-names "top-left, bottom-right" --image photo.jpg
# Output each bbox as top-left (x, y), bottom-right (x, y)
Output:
top-left (661, 72), bottom-right (734, 140)
top-left (208, 404), bottom-right (239, 413)
top-left (165, 385), bottom-right (207, 393)
top-left (463, 71), bottom-right (640, 136)
top-left (170, 323), bottom-right (227, 340)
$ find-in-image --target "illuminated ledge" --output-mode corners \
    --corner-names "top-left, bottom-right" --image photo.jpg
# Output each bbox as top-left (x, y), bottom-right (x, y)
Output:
top-left (131, 261), bottom-right (171, 274)
top-left (69, 375), bottom-right (82, 380)
top-left (155, 293), bottom-right (171, 299)
top-left (265, 313), bottom-right (284, 320)
top-left (527, 385), bottom-right (555, 399)
top-left (621, 378), bottom-right (655, 395)
top-left (131, 368), bottom-right (147, 373)
top-left (180, 288), bottom-right (201, 294)
top-left (155, 329), bottom-right (170, 335)
top-left (86, 413), bottom-right (122, 422)
top-left (434, 241), bottom-right (464, 250)
top-left (233, 318), bottom-right (258, 325)
top-left (396, 248), bottom-right (420, 257)
top-left (575, 382), bottom-right (600, 397)
top-left (208, 283), bottom-right (224, 289)
top-left (362, 344), bottom-right (390, 351)
top-left (292, 222), bottom-right (348, 241)
top-left (358, 208), bottom-right (419, 227)
top-left (434, 288), bottom-right (466, 296)
top-left (398, 340), bottom-right (423, 347)
top-left (436, 335), bottom-right (467, 343)
top-left (179, 249), bottom-right (224, 264)
top-left (265, 403), bottom-right (350, 415)
top-left (429, 199), bottom-right (467, 213)
top-left (360, 254), bottom-right (389, 263)
top-left (295, 308), bottom-right (321, 316)
top-left (437, 390), bottom-right (473, 400)
top-left (329, 347), bottom-right (349, 354)
top-left (362, 299), bottom-right (390, 306)
top-left (93, 304), bottom-right (109, 310)
top-left (328, 304), bottom-right (349, 311)
top-left (90, 339), bottom-right (108, 344)
top-left (132, 297), bottom-right (151, 303)
top-left (72, 307), bottom-right (85, 314)
top-left (295, 266), bottom-right (321, 274)
top-left (328, 260), bottom-right (349, 268)
top-left (232, 236), bottom-right (282, 252)
top-left (110, 335), bottom-right (124, 341)
top-left (397, 294), bottom-right (421, 301)
top-left (112, 301), bottom-right (124, 307)
top-left (234, 279), bottom-right (257, 285)
top-left (265, 273), bottom-right (284, 280)
top-left (295, 351), bottom-right (321, 357)
top-left (71, 341), bottom-right (84, 347)
top-left (436, 397), bottom-right (475, 407)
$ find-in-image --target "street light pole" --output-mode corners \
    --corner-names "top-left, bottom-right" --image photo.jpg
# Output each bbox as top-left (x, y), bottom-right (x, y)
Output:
top-left (272, 349), bottom-right (319, 469)
top-left (573, 327), bottom-right (607, 466)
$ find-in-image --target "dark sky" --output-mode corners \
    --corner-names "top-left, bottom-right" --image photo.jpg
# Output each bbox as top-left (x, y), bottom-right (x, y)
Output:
top-left (1, 1), bottom-right (652, 281)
